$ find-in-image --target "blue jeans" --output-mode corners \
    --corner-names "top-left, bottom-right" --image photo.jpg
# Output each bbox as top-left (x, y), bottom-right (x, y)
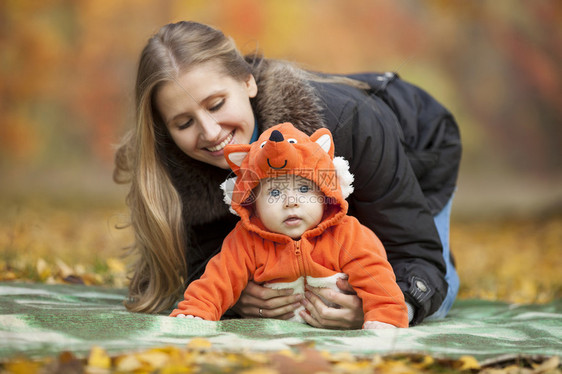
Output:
top-left (426, 195), bottom-right (459, 320)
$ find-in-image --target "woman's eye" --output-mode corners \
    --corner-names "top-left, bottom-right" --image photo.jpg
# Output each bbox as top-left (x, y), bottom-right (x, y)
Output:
top-left (287, 138), bottom-right (298, 144)
top-left (178, 119), bottom-right (193, 130)
top-left (270, 189), bottom-right (281, 197)
top-left (298, 185), bottom-right (310, 193)
top-left (209, 100), bottom-right (224, 112)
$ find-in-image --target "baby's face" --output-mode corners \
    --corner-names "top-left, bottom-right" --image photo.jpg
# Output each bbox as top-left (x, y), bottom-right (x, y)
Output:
top-left (255, 175), bottom-right (324, 239)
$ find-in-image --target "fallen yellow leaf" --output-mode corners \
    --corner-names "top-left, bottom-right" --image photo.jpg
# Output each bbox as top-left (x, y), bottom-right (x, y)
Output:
top-left (186, 337), bottom-right (212, 350)
top-left (36, 258), bottom-right (50, 280)
top-left (334, 360), bottom-right (373, 371)
top-left (239, 368), bottom-right (279, 374)
top-left (456, 355), bottom-right (480, 371)
top-left (160, 364), bottom-right (196, 374)
top-left (4, 359), bottom-right (41, 374)
top-left (86, 346), bottom-right (111, 369)
top-left (56, 258), bottom-right (74, 278)
top-left (106, 258), bottom-right (125, 273)
top-left (376, 359), bottom-right (417, 373)
top-left (1, 270), bottom-right (17, 281)
top-left (136, 351), bottom-right (170, 369)
top-left (412, 355), bottom-right (435, 369)
top-left (115, 354), bottom-right (142, 372)
top-left (370, 354), bottom-right (384, 367)
top-left (532, 355), bottom-right (560, 372)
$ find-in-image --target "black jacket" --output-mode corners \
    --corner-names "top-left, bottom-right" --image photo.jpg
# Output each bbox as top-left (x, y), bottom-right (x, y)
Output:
top-left (170, 60), bottom-right (461, 325)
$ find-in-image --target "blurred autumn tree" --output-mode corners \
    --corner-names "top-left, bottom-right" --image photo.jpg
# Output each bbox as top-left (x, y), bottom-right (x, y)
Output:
top-left (426, 1), bottom-right (562, 177)
top-left (0, 1), bottom-right (164, 168)
top-left (0, 0), bottom-right (560, 212)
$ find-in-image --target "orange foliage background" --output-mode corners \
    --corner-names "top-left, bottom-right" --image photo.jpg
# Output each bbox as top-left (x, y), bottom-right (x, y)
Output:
top-left (0, 0), bottom-right (561, 309)
top-left (1, 0), bottom-right (561, 216)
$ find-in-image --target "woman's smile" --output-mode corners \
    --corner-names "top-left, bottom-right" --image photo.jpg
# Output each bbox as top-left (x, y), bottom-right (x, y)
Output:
top-left (205, 131), bottom-right (234, 153)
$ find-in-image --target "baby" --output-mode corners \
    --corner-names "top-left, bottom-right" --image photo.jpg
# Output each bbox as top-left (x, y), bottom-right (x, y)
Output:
top-left (170, 123), bottom-right (408, 329)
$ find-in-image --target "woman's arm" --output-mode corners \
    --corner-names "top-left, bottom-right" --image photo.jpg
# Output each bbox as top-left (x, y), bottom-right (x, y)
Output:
top-left (315, 80), bottom-right (448, 324)
top-left (346, 99), bottom-right (447, 324)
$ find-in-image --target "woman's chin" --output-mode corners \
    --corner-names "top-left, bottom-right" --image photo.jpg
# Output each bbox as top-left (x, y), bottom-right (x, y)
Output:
top-left (210, 158), bottom-right (230, 169)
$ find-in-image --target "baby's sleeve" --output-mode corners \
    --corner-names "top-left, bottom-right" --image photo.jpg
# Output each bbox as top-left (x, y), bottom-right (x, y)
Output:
top-left (337, 216), bottom-right (409, 328)
top-left (170, 227), bottom-right (255, 320)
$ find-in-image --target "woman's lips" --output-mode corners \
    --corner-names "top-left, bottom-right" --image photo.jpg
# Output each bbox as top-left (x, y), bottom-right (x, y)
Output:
top-left (206, 132), bottom-right (234, 153)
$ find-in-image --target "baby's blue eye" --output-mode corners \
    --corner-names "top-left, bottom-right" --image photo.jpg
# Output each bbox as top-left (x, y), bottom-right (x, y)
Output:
top-left (298, 185), bottom-right (310, 193)
top-left (270, 189), bottom-right (281, 197)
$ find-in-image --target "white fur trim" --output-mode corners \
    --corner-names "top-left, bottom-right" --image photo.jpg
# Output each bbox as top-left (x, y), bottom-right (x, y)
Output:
top-left (332, 157), bottom-right (354, 199)
top-left (406, 301), bottom-right (415, 323)
top-left (306, 273), bottom-right (348, 308)
top-left (264, 277), bottom-right (305, 293)
top-left (264, 277), bottom-right (306, 323)
top-left (264, 273), bottom-right (348, 324)
top-left (305, 273), bottom-right (348, 289)
top-left (220, 177), bottom-right (239, 216)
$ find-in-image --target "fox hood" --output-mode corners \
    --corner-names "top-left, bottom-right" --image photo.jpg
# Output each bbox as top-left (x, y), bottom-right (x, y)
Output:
top-left (220, 122), bottom-right (355, 239)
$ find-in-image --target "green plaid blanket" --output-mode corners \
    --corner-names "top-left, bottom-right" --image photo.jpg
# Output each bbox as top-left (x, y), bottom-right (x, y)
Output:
top-left (1, 282), bottom-right (560, 362)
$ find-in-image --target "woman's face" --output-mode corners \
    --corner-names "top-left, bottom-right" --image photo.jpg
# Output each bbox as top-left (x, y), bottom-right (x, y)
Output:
top-left (155, 61), bottom-right (258, 169)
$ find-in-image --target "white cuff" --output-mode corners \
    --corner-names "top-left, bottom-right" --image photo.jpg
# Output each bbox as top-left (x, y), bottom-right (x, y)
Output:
top-left (406, 302), bottom-right (415, 323)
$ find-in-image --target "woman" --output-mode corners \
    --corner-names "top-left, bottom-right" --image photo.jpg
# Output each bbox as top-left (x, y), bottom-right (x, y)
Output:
top-left (114, 20), bottom-right (461, 327)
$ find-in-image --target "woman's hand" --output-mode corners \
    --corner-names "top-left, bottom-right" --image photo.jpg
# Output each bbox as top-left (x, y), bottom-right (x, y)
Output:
top-left (299, 278), bottom-right (364, 329)
top-left (232, 280), bottom-right (304, 319)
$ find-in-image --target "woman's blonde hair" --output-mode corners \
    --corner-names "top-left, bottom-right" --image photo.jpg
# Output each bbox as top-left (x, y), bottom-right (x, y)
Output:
top-left (114, 21), bottom-right (252, 313)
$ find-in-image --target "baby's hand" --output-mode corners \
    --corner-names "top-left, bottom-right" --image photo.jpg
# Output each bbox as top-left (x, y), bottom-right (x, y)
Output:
top-left (176, 314), bottom-right (203, 320)
top-left (363, 321), bottom-right (396, 330)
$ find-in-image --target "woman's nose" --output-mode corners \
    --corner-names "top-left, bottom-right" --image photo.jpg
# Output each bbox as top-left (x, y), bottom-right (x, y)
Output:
top-left (198, 113), bottom-right (221, 140)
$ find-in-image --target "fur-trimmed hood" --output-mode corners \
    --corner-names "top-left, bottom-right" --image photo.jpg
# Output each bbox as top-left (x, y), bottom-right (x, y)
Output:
top-left (221, 122), bottom-right (354, 242)
top-left (166, 59), bottom-right (326, 226)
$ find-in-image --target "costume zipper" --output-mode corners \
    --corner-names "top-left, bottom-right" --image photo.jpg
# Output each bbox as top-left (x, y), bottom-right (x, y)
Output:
top-left (294, 240), bottom-right (306, 277)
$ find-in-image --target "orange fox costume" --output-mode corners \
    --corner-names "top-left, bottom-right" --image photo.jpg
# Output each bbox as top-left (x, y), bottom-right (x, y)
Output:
top-left (170, 123), bottom-right (408, 328)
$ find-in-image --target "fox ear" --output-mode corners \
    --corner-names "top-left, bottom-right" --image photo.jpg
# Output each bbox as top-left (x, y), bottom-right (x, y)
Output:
top-left (224, 144), bottom-right (251, 173)
top-left (310, 128), bottom-right (334, 158)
